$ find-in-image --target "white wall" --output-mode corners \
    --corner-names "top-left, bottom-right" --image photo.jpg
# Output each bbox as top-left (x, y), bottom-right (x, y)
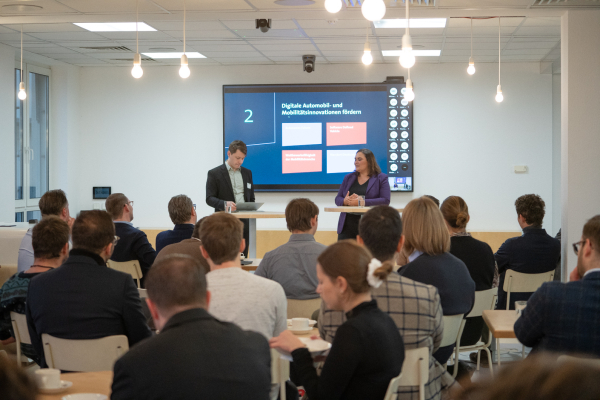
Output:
top-left (0, 44), bottom-right (15, 223)
top-left (552, 73), bottom-right (561, 239)
top-left (75, 61), bottom-right (553, 232)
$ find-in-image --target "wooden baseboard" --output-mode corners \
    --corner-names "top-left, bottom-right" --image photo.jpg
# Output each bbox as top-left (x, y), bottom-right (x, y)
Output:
top-left (141, 229), bottom-right (519, 258)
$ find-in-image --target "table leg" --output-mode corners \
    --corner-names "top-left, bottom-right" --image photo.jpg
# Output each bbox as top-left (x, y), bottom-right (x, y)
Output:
top-left (249, 218), bottom-right (256, 259)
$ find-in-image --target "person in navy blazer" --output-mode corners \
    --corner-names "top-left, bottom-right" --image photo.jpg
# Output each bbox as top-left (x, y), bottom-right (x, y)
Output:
top-left (515, 215), bottom-right (600, 357)
top-left (155, 195), bottom-right (197, 253)
top-left (495, 194), bottom-right (560, 310)
top-left (334, 149), bottom-right (390, 240)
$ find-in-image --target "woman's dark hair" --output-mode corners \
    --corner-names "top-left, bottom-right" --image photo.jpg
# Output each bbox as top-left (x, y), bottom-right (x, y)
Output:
top-left (441, 196), bottom-right (470, 230)
top-left (356, 148), bottom-right (381, 176)
top-left (318, 240), bottom-right (392, 294)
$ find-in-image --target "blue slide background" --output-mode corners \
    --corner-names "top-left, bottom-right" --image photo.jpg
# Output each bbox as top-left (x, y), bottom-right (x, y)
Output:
top-left (224, 90), bottom-right (389, 187)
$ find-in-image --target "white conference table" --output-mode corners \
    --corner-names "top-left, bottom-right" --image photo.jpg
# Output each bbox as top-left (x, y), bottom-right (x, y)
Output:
top-left (0, 222), bottom-right (31, 266)
top-left (324, 206), bottom-right (404, 214)
top-left (228, 211), bottom-right (285, 258)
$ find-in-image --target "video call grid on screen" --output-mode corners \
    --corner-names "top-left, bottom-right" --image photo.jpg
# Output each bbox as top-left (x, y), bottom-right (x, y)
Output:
top-left (223, 83), bottom-right (413, 192)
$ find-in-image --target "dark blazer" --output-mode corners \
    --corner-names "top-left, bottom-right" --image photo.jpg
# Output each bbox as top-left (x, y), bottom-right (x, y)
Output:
top-left (334, 172), bottom-right (391, 234)
top-left (495, 227), bottom-right (560, 310)
top-left (399, 252), bottom-right (475, 364)
top-left (514, 271), bottom-right (600, 357)
top-left (155, 224), bottom-right (194, 254)
top-left (112, 223), bottom-right (157, 277)
top-left (26, 250), bottom-right (151, 368)
top-left (111, 308), bottom-right (271, 400)
top-left (206, 164), bottom-right (255, 211)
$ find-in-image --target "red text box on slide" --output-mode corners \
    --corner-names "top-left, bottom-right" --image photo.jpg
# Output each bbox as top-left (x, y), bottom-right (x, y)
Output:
top-left (326, 122), bottom-right (367, 146)
top-left (282, 150), bottom-right (322, 174)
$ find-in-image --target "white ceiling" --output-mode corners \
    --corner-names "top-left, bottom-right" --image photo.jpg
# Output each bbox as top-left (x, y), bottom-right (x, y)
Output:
top-left (0, 0), bottom-right (594, 67)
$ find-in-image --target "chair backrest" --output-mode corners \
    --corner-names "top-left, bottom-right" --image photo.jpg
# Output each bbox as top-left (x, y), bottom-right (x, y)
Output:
top-left (137, 288), bottom-right (148, 299)
top-left (384, 347), bottom-right (429, 400)
top-left (287, 298), bottom-right (321, 319)
top-left (466, 288), bottom-right (498, 318)
top-left (503, 269), bottom-right (554, 310)
top-left (10, 312), bottom-right (32, 345)
top-left (440, 314), bottom-right (465, 347)
top-left (107, 260), bottom-right (143, 288)
top-left (42, 334), bottom-right (129, 372)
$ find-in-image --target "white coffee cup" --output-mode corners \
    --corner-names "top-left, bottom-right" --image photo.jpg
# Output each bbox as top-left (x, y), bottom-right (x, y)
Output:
top-left (35, 368), bottom-right (61, 389)
top-left (291, 318), bottom-right (310, 330)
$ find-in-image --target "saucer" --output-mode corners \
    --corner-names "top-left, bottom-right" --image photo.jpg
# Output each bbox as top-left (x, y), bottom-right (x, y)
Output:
top-left (276, 338), bottom-right (332, 361)
top-left (62, 394), bottom-right (108, 400)
top-left (39, 380), bottom-right (72, 394)
top-left (289, 327), bottom-right (313, 335)
top-left (287, 319), bottom-right (317, 327)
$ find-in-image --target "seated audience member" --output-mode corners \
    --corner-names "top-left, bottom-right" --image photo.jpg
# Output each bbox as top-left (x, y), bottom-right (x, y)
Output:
top-left (441, 196), bottom-right (495, 348)
top-left (495, 194), bottom-right (560, 310)
top-left (201, 213), bottom-right (287, 340)
top-left (155, 195), bottom-right (197, 253)
top-left (456, 355), bottom-right (600, 400)
top-left (398, 196), bottom-right (475, 365)
top-left (0, 217), bottom-right (69, 365)
top-left (26, 210), bottom-right (151, 367)
top-left (17, 189), bottom-right (74, 272)
top-left (156, 218), bottom-right (209, 274)
top-left (111, 255), bottom-right (271, 400)
top-left (255, 198), bottom-right (326, 299)
top-left (272, 241), bottom-right (405, 400)
top-left (514, 215), bottom-right (600, 356)
top-left (0, 356), bottom-right (37, 400)
top-left (105, 193), bottom-right (156, 280)
top-left (319, 205), bottom-right (449, 400)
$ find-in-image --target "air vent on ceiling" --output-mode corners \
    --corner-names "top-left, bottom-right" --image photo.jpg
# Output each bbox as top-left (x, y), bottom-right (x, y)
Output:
top-left (80, 46), bottom-right (132, 52)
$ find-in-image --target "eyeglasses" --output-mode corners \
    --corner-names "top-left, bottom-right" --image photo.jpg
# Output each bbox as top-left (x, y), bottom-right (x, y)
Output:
top-left (573, 240), bottom-right (586, 255)
top-left (127, 201), bottom-right (134, 207)
top-left (113, 236), bottom-right (120, 246)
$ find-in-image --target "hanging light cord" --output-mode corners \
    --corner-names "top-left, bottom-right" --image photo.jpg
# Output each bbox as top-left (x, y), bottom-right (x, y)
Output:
top-left (136, 0), bottom-right (139, 54)
top-left (498, 17), bottom-right (501, 85)
top-left (470, 19), bottom-right (473, 59)
top-left (405, 0), bottom-right (409, 37)
top-left (183, 0), bottom-right (186, 53)
top-left (20, 24), bottom-right (23, 79)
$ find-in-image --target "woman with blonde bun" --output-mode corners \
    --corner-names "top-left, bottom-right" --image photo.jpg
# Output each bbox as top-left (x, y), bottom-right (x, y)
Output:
top-left (270, 240), bottom-right (404, 400)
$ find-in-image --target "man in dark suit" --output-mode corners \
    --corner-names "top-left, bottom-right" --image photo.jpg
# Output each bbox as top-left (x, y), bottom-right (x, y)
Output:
top-left (495, 194), bottom-right (560, 310)
top-left (111, 255), bottom-right (271, 400)
top-left (515, 215), bottom-right (600, 356)
top-left (206, 140), bottom-right (255, 256)
top-left (105, 193), bottom-right (157, 280)
top-left (26, 210), bottom-right (151, 367)
top-left (155, 194), bottom-right (197, 253)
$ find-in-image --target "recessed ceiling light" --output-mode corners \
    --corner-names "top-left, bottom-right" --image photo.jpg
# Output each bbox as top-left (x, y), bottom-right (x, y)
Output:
top-left (2, 4), bottom-right (43, 12)
top-left (374, 19), bottom-right (446, 28)
top-left (382, 50), bottom-right (441, 57)
top-left (274, 0), bottom-right (315, 5)
top-left (74, 22), bottom-right (156, 32)
top-left (142, 52), bottom-right (206, 59)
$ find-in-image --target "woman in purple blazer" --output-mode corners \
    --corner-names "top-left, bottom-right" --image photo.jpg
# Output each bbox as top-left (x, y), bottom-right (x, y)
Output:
top-left (335, 149), bottom-right (391, 240)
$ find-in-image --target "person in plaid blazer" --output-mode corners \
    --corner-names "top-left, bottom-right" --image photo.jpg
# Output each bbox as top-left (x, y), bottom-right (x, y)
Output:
top-left (319, 206), bottom-right (454, 400)
top-left (515, 215), bottom-right (600, 356)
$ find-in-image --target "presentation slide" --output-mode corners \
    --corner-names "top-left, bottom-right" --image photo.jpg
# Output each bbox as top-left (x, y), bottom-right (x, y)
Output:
top-left (223, 83), bottom-right (413, 192)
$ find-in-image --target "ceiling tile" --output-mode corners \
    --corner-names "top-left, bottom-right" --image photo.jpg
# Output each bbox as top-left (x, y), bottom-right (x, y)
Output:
top-left (221, 19), bottom-right (298, 30)
top-left (93, 31), bottom-right (176, 41)
top-left (520, 17), bottom-right (561, 27)
top-left (505, 41), bottom-right (558, 49)
top-left (303, 28), bottom-right (366, 36)
top-left (161, 30), bottom-right (238, 39)
top-left (297, 19), bottom-right (370, 29)
top-left (55, 0), bottom-right (161, 13)
top-left (447, 17), bottom-right (524, 28)
top-left (513, 26), bottom-right (560, 36)
top-left (233, 29), bottom-right (305, 38)
top-left (149, 21), bottom-right (226, 31)
top-left (153, 0), bottom-right (254, 12)
top-left (201, 51), bottom-right (261, 57)
top-left (28, 31), bottom-right (108, 41)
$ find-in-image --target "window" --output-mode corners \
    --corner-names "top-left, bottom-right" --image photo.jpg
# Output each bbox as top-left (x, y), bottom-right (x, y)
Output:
top-left (15, 63), bottom-right (50, 221)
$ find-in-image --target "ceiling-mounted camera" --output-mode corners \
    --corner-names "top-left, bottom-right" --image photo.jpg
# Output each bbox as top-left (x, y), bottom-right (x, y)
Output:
top-left (256, 19), bottom-right (271, 33)
top-left (303, 55), bottom-right (316, 73)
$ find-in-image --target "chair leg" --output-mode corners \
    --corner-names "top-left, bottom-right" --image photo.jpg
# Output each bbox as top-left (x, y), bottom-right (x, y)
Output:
top-left (484, 347), bottom-right (494, 377)
top-left (476, 350), bottom-right (481, 371)
top-left (497, 339), bottom-right (501, 367)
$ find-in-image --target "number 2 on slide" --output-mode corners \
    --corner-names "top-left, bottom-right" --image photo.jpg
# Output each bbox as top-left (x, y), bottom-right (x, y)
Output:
top-left (244, 109), bottom-right (253, 123)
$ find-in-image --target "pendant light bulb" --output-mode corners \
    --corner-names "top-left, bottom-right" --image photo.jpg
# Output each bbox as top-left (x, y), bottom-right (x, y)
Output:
top-left (131, 53), bottom-right (143, 79)
top-left (361, 0), bottom-right (386, 22)
top-left (467, 57), bottom-right (475, 75)
top-left (404, 79), bottom-right (415, 102)
top-left (399, 33), bottom-right (415, 69)
top-left (179, 54), bottom-right (190, 78)
top-left (362, 42), bottom-right (373, 65)
top-left (495, 85), bottom-right (503, 103)
top-left (18, 81), bottom-right (27, 100)
top-left (324, 0), bottom-right (342, 13)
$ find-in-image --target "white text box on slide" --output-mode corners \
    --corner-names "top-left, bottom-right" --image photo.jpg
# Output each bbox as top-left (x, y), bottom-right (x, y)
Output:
top-left (327, 150), bottom-right (358, 174)
top-left (282, 123), bottom-right (322, 147)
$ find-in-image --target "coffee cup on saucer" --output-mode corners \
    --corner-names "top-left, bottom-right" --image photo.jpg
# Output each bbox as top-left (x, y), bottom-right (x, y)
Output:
top-left (291, 318), bottom-right (310, 331)
top-left (35, 368), bottom-right (61, 390)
